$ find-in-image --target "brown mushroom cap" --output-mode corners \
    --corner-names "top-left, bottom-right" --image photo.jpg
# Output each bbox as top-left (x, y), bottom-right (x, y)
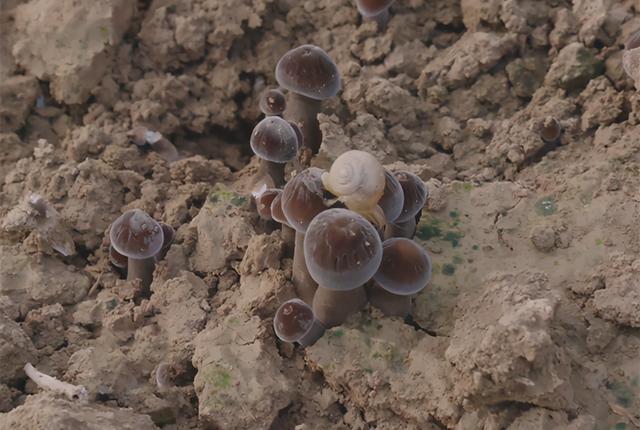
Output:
top-left (109, 209), bottom-right (164, 260)
top-left (250, 116), bottom-right (299, 163)
top-left (273, 298), bottom-right (315, 342)
top-left (540, 118), bottom-right (562, 144)
top-left (304, 208), bottom-right (382, 290)
top-left (259, 88), bottom-right (287, 116)
top-left (270, 192), bottom-right (290, 226)
top-left (275, 45), bottom-right (341, 101)
top-left (109, 245), bottom-right (128, 269)
top-left (255, 188), bottom-right (282, 220)
top-left (394, 171), bottom-right (428, 223)
top-left (281, 167), bottom-right (330, 232)
top-left (355, 0), bottom-right (394, 16)
top-left (373, 238), bottom-right (431, 295)
top-left (626, 30), bottom-right (640, 50)
top-left (378, 168), bottom-right (404, 222)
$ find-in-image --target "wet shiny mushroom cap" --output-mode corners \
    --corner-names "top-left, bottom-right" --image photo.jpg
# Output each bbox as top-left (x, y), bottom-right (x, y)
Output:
top-left (109, 209), bottom-right (164, 260)
top-left (255, 188), bottom-right (282, 220)
top-left (393, 171), bottom-right (428, 223)
top-left (281, 167), bottom-right (330, 232)
top-left (304, 208), bottom-right (382, 290)
top-left (373, 238), bottom-right (432, 295)
top-left (259, 88), bottom-right (287, 116)
top-left (250, 116), bottom-right (299, 163)
top-left (378, 169), bottom-right (404, 222)
top-left (270, 192), bottom-right (290, 226)
top-left (159, 222), bottom-right (175, 251)
top-left (275, 45), bottom-right (341, 101)
top-left (355, 0), bottom-right (395, 16)
top-left (540, 118), bottom-right (562, 144)
top-left (273, 298), bottom-right (315, 342)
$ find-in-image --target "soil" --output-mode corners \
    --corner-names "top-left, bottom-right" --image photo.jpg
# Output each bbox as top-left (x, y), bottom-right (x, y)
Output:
top-left (0, 0), bottom-right (639, 429)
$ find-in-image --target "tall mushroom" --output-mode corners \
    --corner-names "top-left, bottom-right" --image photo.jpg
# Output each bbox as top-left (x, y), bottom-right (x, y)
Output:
top-left (281, 167), bottom-right (332, 304)
top-left (109, 209), bottom-right (164, 289)
top-left (304, 208), bottom-right (382, 327)
top-left (273, 298), bottom-right (326, 347)
top-left (368, 237), bottom-right (432, 318)
top-left (276, 45), bottom-right (341, 163)
top-left (250, 116), bottom-right (299, 188)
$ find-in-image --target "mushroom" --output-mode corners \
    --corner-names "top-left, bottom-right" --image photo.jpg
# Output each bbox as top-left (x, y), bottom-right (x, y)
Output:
top-left (270, 191), bottom-right (296, 250)
top-left (321, 150), bottom-right (387, 227)
top-left (383, 171), bottom-right (427, 238)
top-left (539, 117), bottom-right (562, 144)
top-left (368, 237), bottom-right (432, 318)
top-left (276, 45), bottom-right (341, 161)
top-left (355, 0), bottom-right (395, 30)
top-left (128, 125), bottom-right (180, 163)
top-left (156, 222), bottom-right (175, 262)
top-left (250, 116), bottom-right (299, 187)
top-left (304, 208), bottom-right (382, 327)
top-left (109, 245), bottom-right (128, 269)
top-left (259, 88), bottom-right (287, 117)
top-left (273, 298), bottom-right (326, 346)
top-left (254, 187), bottom-right (282, 221)
top-left (378, 168), bottom-right (405, 224)
top-left (109, 209), bottom-right (164, 289)
top-left (623, 30), bottom-right (640, 90)
top-left (281, 167), bottom-right (332, 304)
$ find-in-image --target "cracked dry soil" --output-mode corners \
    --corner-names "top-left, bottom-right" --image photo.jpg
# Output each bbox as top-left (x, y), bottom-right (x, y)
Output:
top-left (1, 0), bottom-right (640, 429)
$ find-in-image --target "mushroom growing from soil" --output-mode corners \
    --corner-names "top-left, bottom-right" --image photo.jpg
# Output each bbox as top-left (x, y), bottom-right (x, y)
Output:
top-left (259, 88), bottom-right (287, 117)
top-left (385, 171), bottom-right (428, 239)
top-left (355, 0), bottom-right (395, 30)
top-left (109, 209), bottom-right (164, 289)
top-left (276, 45), bottom-right (341, 162)
top-left (368, 237), bottom-right (432, 318)
top-left (304, 208), bottom-right (382, 327)
top-left (273, 298), bottom-right (326, 346)
top-left (250, 116), bottom-right (299, 188)
top-left (128, 125), bottom-right (180, 163)
top-left (269, 190), bottom-right (296, 250)
top-left (377, 168), bottom-right (405, 224)
top-left (281, 167), bottom-right (332, 304)
top-left (254, 187), bottom-right (282, 220)
top-left (539, 117), bottom-right (562, 144)
top-left (321, 150), bottom-right (387, 227)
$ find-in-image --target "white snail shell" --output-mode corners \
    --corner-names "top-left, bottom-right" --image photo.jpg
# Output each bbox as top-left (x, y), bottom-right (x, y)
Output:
top-left (321, 150), bottom-right (385, 210)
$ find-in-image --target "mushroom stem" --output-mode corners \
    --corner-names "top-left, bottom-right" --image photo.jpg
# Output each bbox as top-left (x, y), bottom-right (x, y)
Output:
top-left (24, 363), bottom-right (89, 402)
top-left (258, 158), bottom-right (286, 188)
top-left (292, 231), bottom-right (317, 305)
top-left (284, 92), bottom-right (322, 158)
top-left (384, 217), bottom-right (417, 239)
top-left (313, 285), bottom-right (367, 328)
top-left (127, 257), bottom-right (156, 289)
top-left (298, 319), bottom-right (326, 347)
top-left (281, 224), bottom-right (295, 256)
top-left (364, 8), bottom-right (390, 30)
top-left (367, 283), bottom-right (411, 318)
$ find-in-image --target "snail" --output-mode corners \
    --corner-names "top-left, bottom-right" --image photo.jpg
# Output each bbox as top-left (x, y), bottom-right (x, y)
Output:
top-left (321, 150), bottom-right (387, 227)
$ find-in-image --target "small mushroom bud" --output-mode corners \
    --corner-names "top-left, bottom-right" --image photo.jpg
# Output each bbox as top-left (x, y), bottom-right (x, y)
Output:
top-left (355, 0), bottom-right (395, 30)
top-left (270, 191), bottom-right (295, 252)
top-left (109, 209), bottom-right (164, 289)
top-left (156, 222), bottom-right (175, 262)
top-left (393, 171), bottom-right (428, 223)
top-left (110, 245), bottom-right (128, 269)
top-left (251, 116), bottom-right (299, 187)
top-left (259, 88), bottom-right (287, 116)
top-left (304, 208), bottom-right (382, 327)
top-left (255, 188), bottom-right (282, 220)
top-left (128, 126), bottom-right (180, 163)
top-left (321, 150), bottom-right (386, 227)
top-left (276, 45), bottom-right (341, 159)
top-left (623, 30), bottom-right (640, 90)
top-left (273, 298), bottom-right (326, 346)
top-left (369, 238), bottom-right (431, 318)
top-left (281, 167), bottom-right (332, 304)
top-left (539, 117), bottom-right (562, 144)
top-left (378, 168), bottom-right (405, 224)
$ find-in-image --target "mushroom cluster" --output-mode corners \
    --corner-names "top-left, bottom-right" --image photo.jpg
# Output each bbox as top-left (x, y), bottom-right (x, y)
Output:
top-left (246, 45), bottom-right (432, 347)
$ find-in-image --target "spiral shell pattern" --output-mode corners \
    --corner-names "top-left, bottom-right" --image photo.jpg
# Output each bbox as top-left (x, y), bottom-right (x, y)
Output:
top-left (322, 150), bottom-right (385, 210)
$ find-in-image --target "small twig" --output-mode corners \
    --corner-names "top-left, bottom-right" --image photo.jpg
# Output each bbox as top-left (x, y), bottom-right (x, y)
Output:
top-left (24, 363), bottom-right (89, 402)
top-left (609, 401), bottom-right (640, 428)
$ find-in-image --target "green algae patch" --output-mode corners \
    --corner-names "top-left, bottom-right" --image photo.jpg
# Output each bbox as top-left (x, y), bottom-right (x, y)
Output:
top-left (208, 183), bottom-right (247, 207)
